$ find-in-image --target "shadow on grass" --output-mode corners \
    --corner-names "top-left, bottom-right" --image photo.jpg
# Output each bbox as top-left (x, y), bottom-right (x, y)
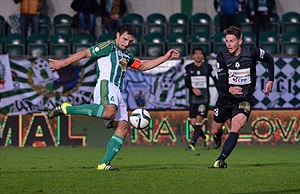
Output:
top-left (121, 163), bottom-right (200, 171)
top-left (234, 162), bottom-right (299, 167)
top-left (236, 189), bottom-right (300, 194)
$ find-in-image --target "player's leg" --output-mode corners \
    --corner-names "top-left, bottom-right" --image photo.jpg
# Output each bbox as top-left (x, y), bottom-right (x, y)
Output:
top-left (198, 104), bottom-right (210, 149)
top-left (211, 121), bottom-right (225, 149)
top-left (65, 104), bottom-right (116, 120)
top-left (186, 117), bottom-right (196, 151)
top-left (97, 120), bottom-right (128, 170)
top-left (186, 104), bottom-right (197, 151)
top-left (211, 105), bottom-right (229, 149)
top-left (213, 101), bottom-right (251, 168)
top-left (97, 87), bottom-right (128, 170)
top-left (213, 113), bottom-right (247, 168)
top-left (48, 80), bottom-right (115, 119)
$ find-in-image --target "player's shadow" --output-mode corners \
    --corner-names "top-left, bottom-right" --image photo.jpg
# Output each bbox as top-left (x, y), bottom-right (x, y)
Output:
top-left (235, 162), bottom-right (299, 167)
top-left (237, 189), bottom-right (300, 194)
top-left (122, 163), bottom-right (203, 171)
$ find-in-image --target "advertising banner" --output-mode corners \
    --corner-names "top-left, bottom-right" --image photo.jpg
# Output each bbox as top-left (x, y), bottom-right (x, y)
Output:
top-left (1, 110), bottom-right (299, 147)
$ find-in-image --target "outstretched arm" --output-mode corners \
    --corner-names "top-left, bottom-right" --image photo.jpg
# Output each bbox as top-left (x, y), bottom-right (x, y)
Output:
top-left (48, 49), bottom-right (91, 70)
top-left (138, 49), bottom-right (180, 71)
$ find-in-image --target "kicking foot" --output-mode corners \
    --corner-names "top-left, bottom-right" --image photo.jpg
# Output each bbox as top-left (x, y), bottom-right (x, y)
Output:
top-left (47, 102), bottom-right (72, 119)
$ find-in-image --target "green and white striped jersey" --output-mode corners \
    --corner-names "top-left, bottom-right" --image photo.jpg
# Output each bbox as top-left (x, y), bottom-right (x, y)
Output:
top-left (90, 40), bottom-right (137, 91)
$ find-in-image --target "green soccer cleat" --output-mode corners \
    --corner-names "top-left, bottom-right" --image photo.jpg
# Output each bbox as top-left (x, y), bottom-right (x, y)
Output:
top-left (185, 144), bottom-right (195, 151)
top-left (212, 159), bottom-right (227, 168)
top-left (47, 102), bottom-right (72, 119)
top-left (97, 162), bottom-right (119, 171)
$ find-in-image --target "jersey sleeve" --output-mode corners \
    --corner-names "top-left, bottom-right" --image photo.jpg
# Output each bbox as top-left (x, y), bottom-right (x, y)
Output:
top-left (208, 62), bottom-right (219, 93)
top-left (184, 65), bottom-right (193, 90)
top-left (251, 47), bottom-right (275, 81)
top-left (216, 52), bottom-right (230, 95)
top-left (89, 40), bottom-right (113, 57)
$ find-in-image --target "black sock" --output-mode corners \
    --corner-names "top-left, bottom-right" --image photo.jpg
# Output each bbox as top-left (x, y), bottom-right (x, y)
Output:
top-left (215, 131), bottom-right (223, 138)
top-left (217, 132), bottom-right (239, 161)
top-left (191, 124), bottom-right (204, 146)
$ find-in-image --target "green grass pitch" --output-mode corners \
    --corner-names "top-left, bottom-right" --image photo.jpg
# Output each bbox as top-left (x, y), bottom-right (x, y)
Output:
top-left (0, 145), bottom-right (299, 194)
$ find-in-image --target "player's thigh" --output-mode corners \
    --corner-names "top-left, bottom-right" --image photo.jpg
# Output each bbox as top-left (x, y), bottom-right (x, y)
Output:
top-left (94, 80), bottom-right (119, 106)
top-left (213, 105), bottom-right (230, 123)
top-left (230, 102), bottom-right (251, 133)
top-left (231, 114), bottom-right (248, 133)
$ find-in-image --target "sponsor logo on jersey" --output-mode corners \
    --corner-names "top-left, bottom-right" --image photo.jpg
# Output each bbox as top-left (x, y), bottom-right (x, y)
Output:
top-left (228, 68), bottom-right (251, 85)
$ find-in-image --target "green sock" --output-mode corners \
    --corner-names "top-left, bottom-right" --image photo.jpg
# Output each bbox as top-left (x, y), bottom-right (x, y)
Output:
top-left (100, 135), bottom-right (123, 164)
top-left (66, 103), bottom-right (104, 118)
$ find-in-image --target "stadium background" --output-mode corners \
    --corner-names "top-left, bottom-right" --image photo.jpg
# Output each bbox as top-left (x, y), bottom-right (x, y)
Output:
top-left (0, 0), bottom-right (299, 147)
top-left (1, 0), bottom-right (299, 21)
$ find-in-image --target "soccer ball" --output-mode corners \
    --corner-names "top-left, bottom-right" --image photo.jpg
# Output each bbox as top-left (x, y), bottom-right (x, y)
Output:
top-left (129, 108), bottom-right (151, 129)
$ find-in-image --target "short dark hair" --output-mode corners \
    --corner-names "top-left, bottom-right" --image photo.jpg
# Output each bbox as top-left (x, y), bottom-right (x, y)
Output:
top-left (223, 26), bottom-right (242, 39)
top-left (192, 47), bottom-right (207, 61)
top-left (118, 24), bottom-right (136, 36)
top-left (192, 47), bottom-right (204, 55)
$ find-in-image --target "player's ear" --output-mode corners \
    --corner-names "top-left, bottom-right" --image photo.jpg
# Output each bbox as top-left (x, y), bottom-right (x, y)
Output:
top-left (116, 32), bottom-right (120, 39)
top-left (238, 38), bottom-right (242, 45)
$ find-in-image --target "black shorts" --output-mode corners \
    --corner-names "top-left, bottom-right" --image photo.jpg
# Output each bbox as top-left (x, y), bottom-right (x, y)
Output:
top-left (213, 95), bottom-right (253, 123)
top-left (189, 103), bottom-right (209, 118)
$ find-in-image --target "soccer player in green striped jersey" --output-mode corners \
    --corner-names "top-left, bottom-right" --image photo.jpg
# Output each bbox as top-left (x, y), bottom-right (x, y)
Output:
top-left (48, 24), bottom-right (180, 170)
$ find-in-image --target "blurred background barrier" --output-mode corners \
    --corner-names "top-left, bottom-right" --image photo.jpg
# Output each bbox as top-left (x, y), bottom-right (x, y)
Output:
top-left (0, 110), bottom-right (299, 147)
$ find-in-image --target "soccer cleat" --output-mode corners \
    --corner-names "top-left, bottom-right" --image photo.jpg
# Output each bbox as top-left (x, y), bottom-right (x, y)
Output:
top-left (212, 159), bottom-right (227, 168)
top-left (203, 134), bottom-right (210, 150)
top-left (47, 102), bottom-right (72, 119)
top-left (213, 135), bottom-right (222, 149)
top-left (185, 144), bottom-right (195, 151)
top-left (97, 162), bottom-right (119, 171)
top-left (222, 125), bottom-right (227, 132)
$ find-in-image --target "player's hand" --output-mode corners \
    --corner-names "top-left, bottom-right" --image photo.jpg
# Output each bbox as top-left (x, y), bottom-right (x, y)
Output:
top-left (165, 49), bottom-right (180, 60)
top-left (262, 81), bottom-right (273, 97)
top-left (48, 59), bottom-right (65, 70)
top-left (229, 86), bottom-right (243, 95)
top-left (192, 88), bottom-right (202, 96)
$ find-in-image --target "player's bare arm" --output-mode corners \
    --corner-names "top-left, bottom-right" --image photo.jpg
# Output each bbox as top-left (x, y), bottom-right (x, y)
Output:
top-left (262, 81), bottom-right (273, 97)
top-left (138, 49), bottom-right (180, 71)
top-left (48, 48), bottom-right (91, 70)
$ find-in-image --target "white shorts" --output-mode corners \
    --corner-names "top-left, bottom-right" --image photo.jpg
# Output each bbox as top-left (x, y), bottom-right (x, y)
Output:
top-left (94, 80), bottom-right (128, 128)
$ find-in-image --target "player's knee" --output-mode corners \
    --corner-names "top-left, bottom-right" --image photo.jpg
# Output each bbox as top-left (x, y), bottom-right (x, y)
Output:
top-left (102, 107), bottom-right (117, 120)
top-left (114, 122), bottom-right (129, 138)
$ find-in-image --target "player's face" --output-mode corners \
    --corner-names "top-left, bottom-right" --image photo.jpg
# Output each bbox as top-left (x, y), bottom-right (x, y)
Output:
top-left (225, 34), bottom-right (242, 56)
top-left (193, 50), bottom-right (204, 63)
top-left (116, 32), bottom-right (134, 51)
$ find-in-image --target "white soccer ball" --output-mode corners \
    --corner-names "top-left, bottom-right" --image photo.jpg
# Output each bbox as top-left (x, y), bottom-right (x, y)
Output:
top-left (129, 108), bottom-right (151, 129)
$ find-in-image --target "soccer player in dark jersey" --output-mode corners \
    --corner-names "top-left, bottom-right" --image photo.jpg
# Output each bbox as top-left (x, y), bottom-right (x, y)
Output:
top-left (185, 47), bottom-right (218, 151)
top-left (47, 24), bottom-right (180, 170)
top-left (211, 26), bottom-right (274, 168)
